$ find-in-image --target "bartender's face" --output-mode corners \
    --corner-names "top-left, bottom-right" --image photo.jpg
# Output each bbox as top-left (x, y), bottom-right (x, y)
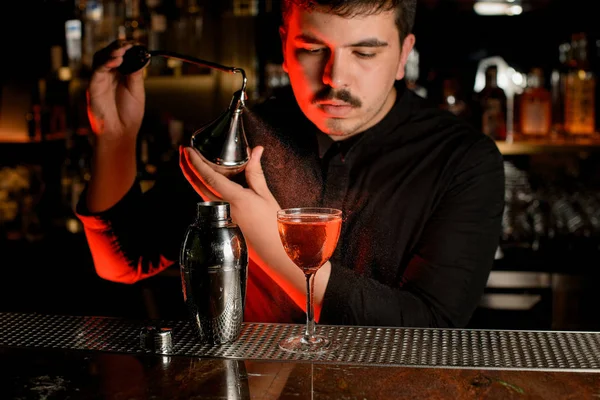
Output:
top-left (280, 5), bottom-right (415, 140)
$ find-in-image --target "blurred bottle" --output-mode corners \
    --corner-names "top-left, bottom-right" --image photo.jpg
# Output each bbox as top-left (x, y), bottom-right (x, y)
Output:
top-left (101, 1), bottom-right (123, 45)
top-left (564, 32), bottom-right (596, 135)
top-left (123, 0), bottom-right (148, 45)
top-left (502, 161), bottom-right (534, 247)
top-left (81, 0), bottom-right (103, 70)
top-left (405, 48), bottom-right (427, 98)
top-left (173, 0), bottom-right (204, 75)
top-left (478, 65), bottom-right (507, 141)
top-left (61, 133), bottom-right (91, 234)
top-left (145, 0), bottom-right (169, 76)
top-left (45, 46), bottom-right (71, 137)
top-left (519, 68), bottom-right (552, 136)
top-left (440, 78), bottom-right (470, 120)
top-left (25, 78), bottom-right (51, 142)
top-left (551, 41), bottom-right (571, 135)
top-left (138, 132), bottom-right (157, 182)
top-left (65, 16), bottom-right (83, 75)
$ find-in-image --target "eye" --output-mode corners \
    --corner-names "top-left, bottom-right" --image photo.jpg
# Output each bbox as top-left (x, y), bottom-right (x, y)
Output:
top-left (300, 47), bottom-right (326, 55)
top-left (354, 51), bottom-right (376, 59)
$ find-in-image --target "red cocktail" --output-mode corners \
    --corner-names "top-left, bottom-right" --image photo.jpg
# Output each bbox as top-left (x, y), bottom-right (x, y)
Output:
top-left (277, 207), bottom-right (342, 354)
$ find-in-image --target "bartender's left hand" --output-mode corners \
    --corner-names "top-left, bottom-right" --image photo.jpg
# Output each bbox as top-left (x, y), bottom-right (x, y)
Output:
top-left (180, 146), bottom-right (302, 271)
top-left (179, 145), bottom-right (280, 233)
top-left (179, 145), bottom-right (330, 319)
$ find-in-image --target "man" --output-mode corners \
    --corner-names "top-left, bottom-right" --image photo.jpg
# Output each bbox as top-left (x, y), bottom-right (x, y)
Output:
top-left (77, 0), bottom-right (505, 328)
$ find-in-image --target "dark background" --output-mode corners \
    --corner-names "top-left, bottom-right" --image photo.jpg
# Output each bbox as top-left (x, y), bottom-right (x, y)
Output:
top-left (2, 0), bottom-right (599, 92)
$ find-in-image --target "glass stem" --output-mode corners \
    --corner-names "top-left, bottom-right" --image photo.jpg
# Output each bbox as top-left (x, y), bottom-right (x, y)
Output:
top-left (304, 273), bottom-right (315, 341)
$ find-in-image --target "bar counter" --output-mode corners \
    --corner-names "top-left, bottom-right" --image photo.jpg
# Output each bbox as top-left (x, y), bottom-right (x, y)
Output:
top-left (1, 312), bottom-right (599, 399)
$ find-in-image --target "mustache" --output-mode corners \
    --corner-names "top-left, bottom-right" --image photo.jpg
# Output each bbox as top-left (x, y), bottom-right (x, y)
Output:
top-left (312, 87), bottom-right (362, 108)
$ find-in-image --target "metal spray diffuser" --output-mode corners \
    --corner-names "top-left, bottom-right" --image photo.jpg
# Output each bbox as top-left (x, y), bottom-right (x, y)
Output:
top-left (118, 45), bottom-right (250, 176)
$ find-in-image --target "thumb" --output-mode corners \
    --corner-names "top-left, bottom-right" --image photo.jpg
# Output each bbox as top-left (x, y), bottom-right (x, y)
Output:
top-left (245, 146), bottom-right (269, 196)
top-left (126, 67), bottom-right (147, 97)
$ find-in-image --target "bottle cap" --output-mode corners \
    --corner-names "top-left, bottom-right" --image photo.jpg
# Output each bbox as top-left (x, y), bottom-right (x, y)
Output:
top-left (139, 326), bottom-right (173, 354)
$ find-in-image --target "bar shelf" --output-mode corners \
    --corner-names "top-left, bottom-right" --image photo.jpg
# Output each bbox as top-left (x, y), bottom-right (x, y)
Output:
top-left (497, 134), bottom-right (600, 155)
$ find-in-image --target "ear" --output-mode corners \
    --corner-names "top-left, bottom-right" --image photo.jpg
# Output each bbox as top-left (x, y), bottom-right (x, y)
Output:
top-left (395, 34), bottom-right (416, 81)
top-left (279, 26), bottom-right (288, 73)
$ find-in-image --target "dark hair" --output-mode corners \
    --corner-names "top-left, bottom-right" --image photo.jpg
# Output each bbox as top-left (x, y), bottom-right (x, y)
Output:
top-left (281, 0), bottom-right (417, 42)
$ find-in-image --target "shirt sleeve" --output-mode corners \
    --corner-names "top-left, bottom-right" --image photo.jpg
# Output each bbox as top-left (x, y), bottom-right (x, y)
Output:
top-left (319, 136), bottom-right (505, 328)
top-left (75, 155), bottom-right (199, 284)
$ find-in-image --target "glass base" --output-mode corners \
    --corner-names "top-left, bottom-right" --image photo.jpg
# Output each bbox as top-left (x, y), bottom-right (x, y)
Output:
top-left (279, 334), bottom-right (339, 354)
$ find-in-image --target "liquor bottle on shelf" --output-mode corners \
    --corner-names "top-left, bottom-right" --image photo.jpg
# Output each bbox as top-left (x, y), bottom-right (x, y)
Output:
top-left (519, 68), bottom-right (552, 137)
top-left (45, 45), bottom-right (70, 137)
top-left (172, 0), bottom-right (204, 75)
top-left (405, 48), bottom-right (427, 99)
top-left (564, 32), bottom-right (596, 135)
top-left (25, 78), bottom-right (51, 142)
top-left (60, 132), bottom-right (92, 234)
top-left (81, 0), bottom-right (103, 70)
top-left (123, 0), bottom-right (148, 46)
top-left (137, 125), bottom-right (160, 192)
top-left (65, 19), bottom-right (83, 75)
top-left (145, 0), bottom-right (169, 76)
top-left (478, 65), bottom-right (507, 141)
top-left (440, 78), bottom-right (470, 120)
top-left (551, 41), bottom-right (571, 135)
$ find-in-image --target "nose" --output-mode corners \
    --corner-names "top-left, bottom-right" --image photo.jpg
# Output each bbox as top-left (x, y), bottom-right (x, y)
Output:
top-left (322, 52), bottom-right (348, 88)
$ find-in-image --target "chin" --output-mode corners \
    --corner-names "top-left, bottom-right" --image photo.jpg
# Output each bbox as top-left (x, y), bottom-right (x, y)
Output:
top-left (323, 129), bottom-right (351, 138)
top-left (309, 112), bottom-right (361, 137)
top-left (315, 122), bottom-right (346, 136)
top-left (323, 119), bottom-right (360, 137)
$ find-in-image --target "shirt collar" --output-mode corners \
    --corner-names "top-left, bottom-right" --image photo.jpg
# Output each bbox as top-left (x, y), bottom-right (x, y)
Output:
top-left (316, 131), bottom-right (334, 159)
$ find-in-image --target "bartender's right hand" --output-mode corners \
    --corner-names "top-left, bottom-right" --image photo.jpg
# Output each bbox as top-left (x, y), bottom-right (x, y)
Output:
top-left (87, 40), bottom-right (147, 142)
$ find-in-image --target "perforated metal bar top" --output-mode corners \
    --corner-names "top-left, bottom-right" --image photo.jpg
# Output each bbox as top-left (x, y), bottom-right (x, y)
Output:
top-left (1, 312), bottom-right (600, 372)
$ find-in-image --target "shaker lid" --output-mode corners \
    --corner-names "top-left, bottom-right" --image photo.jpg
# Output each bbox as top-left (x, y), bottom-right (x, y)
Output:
top-left (139, 326), bottom-right (173, 354)
top-left (197, 201), bottom-right (231, 221)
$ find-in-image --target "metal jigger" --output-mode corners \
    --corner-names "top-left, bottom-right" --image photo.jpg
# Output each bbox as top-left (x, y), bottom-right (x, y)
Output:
top-left (118, 45), bottom-right (250, 176)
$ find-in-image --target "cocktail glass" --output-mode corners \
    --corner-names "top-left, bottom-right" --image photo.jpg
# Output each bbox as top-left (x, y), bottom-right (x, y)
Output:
top-left (276, 207), bottom-right (342, 354)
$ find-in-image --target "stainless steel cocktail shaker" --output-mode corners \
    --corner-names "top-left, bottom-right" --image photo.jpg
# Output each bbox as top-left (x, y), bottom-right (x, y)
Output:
top-left (180, 201), bottom-right (248, 344)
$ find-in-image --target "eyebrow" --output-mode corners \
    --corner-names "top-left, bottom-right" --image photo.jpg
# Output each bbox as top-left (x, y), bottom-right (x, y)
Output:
top-left (294, 34), bottom-right (388, 48)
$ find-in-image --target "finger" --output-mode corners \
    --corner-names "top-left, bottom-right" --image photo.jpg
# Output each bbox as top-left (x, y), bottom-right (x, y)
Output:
top-left (92, 41), bottom-right (133, 73)
top-left (182, 146), bottom-right (222, 198)
top-left (125, 55), bottom-right (150, 91)
top-left (183, 147), bottom-right (245, 201)
top-left (180, 146), bottom-right (220, 201)
top-left (92, 41), bottom-right (121, 72)
top-left (110, 43), bottom-right (133, 58)
top-left (101, 57), bottom-right (125, 70)
top-left (245, 147), bottom-right (270, 196)
top-left (179, 146), bottom-right (220, 201)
